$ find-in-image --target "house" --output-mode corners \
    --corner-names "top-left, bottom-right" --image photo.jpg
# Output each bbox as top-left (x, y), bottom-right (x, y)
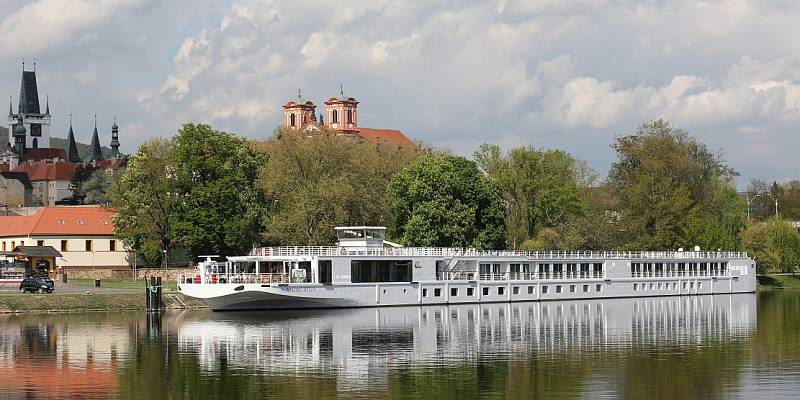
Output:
top-left (0, 171), bottom-right (32, 207)
top-left (13, 161), bottom-right (78, 205)
top-left (0, 206), bottom-right (133, 274)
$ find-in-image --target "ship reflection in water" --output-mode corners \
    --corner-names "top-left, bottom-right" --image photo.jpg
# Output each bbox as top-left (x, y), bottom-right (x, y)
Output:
top-left (178, 295), bottom-right (756, 392)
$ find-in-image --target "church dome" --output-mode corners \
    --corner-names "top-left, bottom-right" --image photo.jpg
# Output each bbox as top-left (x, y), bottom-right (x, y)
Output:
top-left (13, 117), bottom-right (26, 137)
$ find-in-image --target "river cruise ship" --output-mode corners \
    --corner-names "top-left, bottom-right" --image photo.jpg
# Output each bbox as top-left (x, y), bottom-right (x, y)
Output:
top-left (177, 226), bottom-right (757, 311)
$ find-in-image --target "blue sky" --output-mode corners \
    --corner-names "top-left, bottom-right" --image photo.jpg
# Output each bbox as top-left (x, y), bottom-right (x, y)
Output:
top-left (1, 0), bottom-right (798, 186)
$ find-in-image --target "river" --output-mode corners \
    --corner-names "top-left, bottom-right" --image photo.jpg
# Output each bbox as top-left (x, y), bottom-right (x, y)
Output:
top-left (1, 291), bottom-right (799, 399)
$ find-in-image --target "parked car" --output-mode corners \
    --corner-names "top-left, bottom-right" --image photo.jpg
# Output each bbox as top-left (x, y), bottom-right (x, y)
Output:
top-left (19, 276), bottom-right (54, 294)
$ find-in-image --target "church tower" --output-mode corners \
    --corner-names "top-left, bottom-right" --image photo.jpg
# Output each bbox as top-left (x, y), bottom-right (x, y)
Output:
top-left (7, 64), bottom-right (51, 149)
top-left (283, 90), bottom-right (316, 130)
top-left (110, 118), bottom-right (120, 159)
top-left (87, 115), bottom-right (104, 162)
top-left (324, 85), bottom-right (358, 133)
top-left (13, 114), bottom-right (26, 156)
top-left (66, 114), bottom-right (81, 163)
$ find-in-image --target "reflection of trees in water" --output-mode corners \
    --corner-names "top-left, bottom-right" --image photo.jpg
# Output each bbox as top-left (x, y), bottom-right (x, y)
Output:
top-left (752, 290), bottom-right (800, 365)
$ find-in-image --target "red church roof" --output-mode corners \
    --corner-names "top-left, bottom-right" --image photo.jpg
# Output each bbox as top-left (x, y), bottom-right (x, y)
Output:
top-left (356, 128), bottom-right (415, 147)
top-left (23, 148), bottom-right (67, 162)
top-left (0, 207), bottom-right (116, 237)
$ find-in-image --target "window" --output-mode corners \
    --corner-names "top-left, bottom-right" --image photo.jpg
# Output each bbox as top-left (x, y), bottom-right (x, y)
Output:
top-left (570, 285), bottom-right (576, 293)
top-left (289, 113), bottom-right (296, 127)
top-left (332, 110), bottom-right (338, 123)
top-left (60, 240), bottom-right (68, 251)
top-left (483, 287), bottom-right (489, 296)
top-left (556, 285), bottom-right (562, 293)
top-left (347, 109), bottom-right (352, 123)
top-left (318, 260), bottom-right (332, 284)
top-left (1, 242), bottom-right (4, 252)
top-left (673, 282), bottom-right (677, 290)
top-left (690, 282), bottom-right (695, 289)
top-left (451, 288), bottom-right (458, 297)
top-left (423, 288), bottom-right (428, 297)
top-left (528, 286), bottom-right (534, 294)
top-left (542, 286), bottom-right (549, 294)
top-left (513, 286), bottom-right (520, 295)
top-left (109, 240), bottom-right (116, 252)
top-left (498, 287), bottom-right (505, 295)
top-left (467, 287), bottom-right (474, 296)
top-left (634, 283), bottom-right (638, 291)
top-left (434, 288), bottom-right (442, 297)
top-left (351, 260), bottom-right (412, 283)
top-left (583, 284), bottom-right (589, 292)
top-left (37, 240), bottom-right (44, 246)
top-left (698, 282), bottom-right (703, 289)
top-left (85, 240), bottom-right (92, 251)
top-left (650, 283), bottom-right (655, 290)
top-left (596, 284), bottom-right (602, 292)
top-left (658, 283), bottom-right (663, 290)
top-left (682, 282), bottom-right (687, 290)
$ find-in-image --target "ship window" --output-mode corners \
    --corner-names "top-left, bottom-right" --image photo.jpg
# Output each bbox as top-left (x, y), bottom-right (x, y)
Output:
top-left (698, 282), bottom-right (703, 289)
top-left (451, 288), bottom-right (458, 297)
top-left (350, 260), bottom-right (412, 283)
top-left (434, 288), bottom-right (442, 297)
top-left (498, 287), bottom-right (505, 295)
top-left (658, 283), bottom-right (663, 290)
top-left (683, 282), bottom-right (687, 290)
top-left (556, 285), bottom-right (562, 293)
top-left (542, 286), bottom-right (548, 294)
top-left (633, 283), bottom-right (638, 291)
top-left (583, 285), bottom-right (589, 292)
top-left (483, 287), bottom-right (489, 296)
top-left (318, 260), bottom-right (332, 284)
top-left (570, 285), bottom-right (576, 293)
top-left (467, 287), bottom-right (474, 296)
top-left (528, 286), bottom-right (534, 294)
top-left (513, 286), bottom-right (519, 295)
top-left (423, 288), bottom-right (428, 297)
top-left (596, 284), bottom-right (603, 292)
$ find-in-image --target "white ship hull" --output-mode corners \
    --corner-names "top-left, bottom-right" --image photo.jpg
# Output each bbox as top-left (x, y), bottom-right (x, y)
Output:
top-left (179, 275), bottom-right (756, 311)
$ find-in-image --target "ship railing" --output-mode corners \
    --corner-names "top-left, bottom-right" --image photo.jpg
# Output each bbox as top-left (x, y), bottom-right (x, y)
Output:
top-left (249, 247), bottom-right (749, 260)
top-left (629, 271), bottom-right (732, 278)
top-left (178, 273), bottom-right (293, 285)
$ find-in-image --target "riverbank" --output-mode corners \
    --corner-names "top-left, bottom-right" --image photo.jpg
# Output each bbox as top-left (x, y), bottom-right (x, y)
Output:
top-left (0, 291), bottom-right (207, 313)
top-left (758, 274), bottom-right (800, 289)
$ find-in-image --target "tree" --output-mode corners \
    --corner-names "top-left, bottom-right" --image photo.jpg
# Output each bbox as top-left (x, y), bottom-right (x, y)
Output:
top-left (474, 144), bottom-right (593, 249)
top-left (170, 124), bottom-right (268, 258)
top-left (75, 169), bottom-right (113, 205)
top-left (109, 138), bottom-right (178, 265)
top-left (607, 120), bottom-right (746, 250)
top-left (68, 164), bottom-right (96, 203)
top-left (740, 218), bottom-right (800, 274)
top-left (388, 154), bottom-right (506, 249)
top-left (259, 128), bottom-right (418, 245)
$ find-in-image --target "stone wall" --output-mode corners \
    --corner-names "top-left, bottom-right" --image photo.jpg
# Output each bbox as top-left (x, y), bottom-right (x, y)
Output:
top-left (64, 268), bottom-right (195, 280)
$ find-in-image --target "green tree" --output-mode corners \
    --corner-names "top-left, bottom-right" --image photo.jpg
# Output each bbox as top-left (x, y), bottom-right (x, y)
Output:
top-left (259, 128), bottom-right (418, 245)
top-left (170, 123), bottom-right (267, 258)
top-left (75, 169), bottom-right (113, 205)
top-left (608, 120), bottom-right (746, 250)
top-left (474, 144), bottom-right (595, 249)
top-left (109, 138), bottom-right (178, 265)
top-left (388, 154), bottom-right (506, 249)
top-left (741, 218), bottom-right (800, 274)
top-left (68, 164), bottom-right (96, 204)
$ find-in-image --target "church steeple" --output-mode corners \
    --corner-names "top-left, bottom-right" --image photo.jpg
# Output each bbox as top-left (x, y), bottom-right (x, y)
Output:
top-left (13, 114), bottom-right (26, 155)
top-left (18, 69), bottom-right (40, 115)
top-left (66, 113), bottom-right (80, 163)
top-left (110, 117), bottom-right (120, 159)
top-left (88, 115), bottom-right (104, 162)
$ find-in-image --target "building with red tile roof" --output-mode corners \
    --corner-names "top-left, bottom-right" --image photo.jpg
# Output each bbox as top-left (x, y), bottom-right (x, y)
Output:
top-left (283, 88), bottom-right (416, 148)
top-left (0, 206), bottom-right (132, 273)
top-left (13, 161), bottom-right (79, 205)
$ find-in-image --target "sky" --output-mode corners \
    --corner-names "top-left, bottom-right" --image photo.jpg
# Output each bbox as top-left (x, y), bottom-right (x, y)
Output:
top-left (1, 0), bottom-right (798, 186)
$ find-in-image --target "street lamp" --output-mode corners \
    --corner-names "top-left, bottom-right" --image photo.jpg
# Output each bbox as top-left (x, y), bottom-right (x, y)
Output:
top-left (765, 192), bottom-right (779, 218)
top-left (162, 249), bottom-right (167, 271)
top-left (746, 192), bottom-right (761, 221)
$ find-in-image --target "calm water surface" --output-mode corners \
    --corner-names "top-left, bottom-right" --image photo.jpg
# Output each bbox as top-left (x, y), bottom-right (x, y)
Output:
top-left (1, 291), bottom-right (799, 399)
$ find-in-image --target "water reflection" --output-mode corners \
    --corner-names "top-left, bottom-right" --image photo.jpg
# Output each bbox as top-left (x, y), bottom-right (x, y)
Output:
top-left (4, 293), bottom-right (795, 399)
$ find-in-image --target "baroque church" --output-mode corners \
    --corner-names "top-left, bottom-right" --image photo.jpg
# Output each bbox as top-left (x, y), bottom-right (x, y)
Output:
top-left (282, 87), bottom-right (415, 147)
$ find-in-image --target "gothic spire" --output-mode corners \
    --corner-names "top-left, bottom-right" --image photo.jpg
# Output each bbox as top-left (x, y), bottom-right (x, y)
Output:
top-left (18, 69), bottom-right (40, 115)
top-left (66, 113), bottom-right (80, 163)
top-left (89, 114), bottom-right (104, 162)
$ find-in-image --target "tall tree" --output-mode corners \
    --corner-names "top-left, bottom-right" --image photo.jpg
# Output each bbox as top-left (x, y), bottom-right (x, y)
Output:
top-left (474, 144), bottom-right (592, 249)
top-left (259, 128), bottom-right (418, 245)
top-left (608, 119), bottom-right (746, 250)
top-left (740, 217), bottom-right (800, 274)
top-left (388, 154), bottom-right (506, 249)
top-left (170, 123), bottom-right (267, 258)
top-left (109, 138), bottom-right (178, 265)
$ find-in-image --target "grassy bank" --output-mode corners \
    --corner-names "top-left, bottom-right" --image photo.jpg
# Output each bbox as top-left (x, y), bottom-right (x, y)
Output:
top-left (758, 274), bottom-right (800, 289)
top-left (0, 292), bottom-right (205, 313)
top-left (69, 277), bottom-right (148, 290)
